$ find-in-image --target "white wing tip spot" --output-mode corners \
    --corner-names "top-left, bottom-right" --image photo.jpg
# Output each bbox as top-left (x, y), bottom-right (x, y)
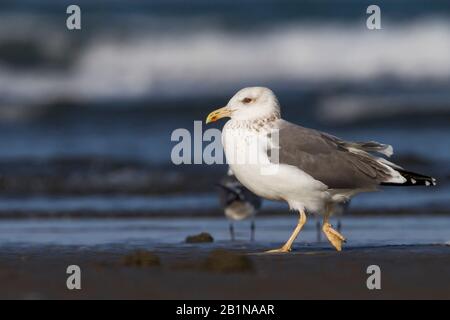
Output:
top-left (384, 145), bottom-right (394, 157)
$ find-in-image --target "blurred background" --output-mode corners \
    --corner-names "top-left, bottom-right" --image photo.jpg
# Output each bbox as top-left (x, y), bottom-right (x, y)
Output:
top-left (0, 0), bottom-right (449, 245)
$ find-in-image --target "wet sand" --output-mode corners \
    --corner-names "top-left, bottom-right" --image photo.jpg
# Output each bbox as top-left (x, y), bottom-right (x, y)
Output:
top-left (0, 243), bottom-right (449, 299)
top-left (0, 215), bottom-right (449, 299)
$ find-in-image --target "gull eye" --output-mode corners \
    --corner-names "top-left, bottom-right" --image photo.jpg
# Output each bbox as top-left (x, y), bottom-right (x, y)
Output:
top-left (242, 97), bottom-right (253, 104)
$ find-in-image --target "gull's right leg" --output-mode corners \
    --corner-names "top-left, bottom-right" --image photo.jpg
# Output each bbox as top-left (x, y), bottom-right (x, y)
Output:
top-left (322, 205), bottom-right (346, 251)
top-left (265, 209), bottom-right (307, 253)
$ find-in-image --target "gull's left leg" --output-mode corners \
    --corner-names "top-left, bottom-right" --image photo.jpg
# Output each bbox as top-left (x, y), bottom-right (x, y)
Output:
top-left (322, 205), bottom-right (346, 251)
top-left (265, 209), bottom-right (307, 253)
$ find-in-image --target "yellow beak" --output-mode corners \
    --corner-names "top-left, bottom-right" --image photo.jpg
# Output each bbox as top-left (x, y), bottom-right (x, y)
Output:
top-left (206, 106), bottom-right (232, 124)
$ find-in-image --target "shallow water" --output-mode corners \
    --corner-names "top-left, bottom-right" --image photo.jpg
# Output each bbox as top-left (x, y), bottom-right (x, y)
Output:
top-left (0, 182), bottom-right (448, 215)
top-left (0, 215), bottom-right (448, 248)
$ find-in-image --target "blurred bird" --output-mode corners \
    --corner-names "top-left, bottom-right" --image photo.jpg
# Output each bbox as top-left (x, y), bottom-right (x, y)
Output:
top-left (217, 171), bottom-right (262, 241)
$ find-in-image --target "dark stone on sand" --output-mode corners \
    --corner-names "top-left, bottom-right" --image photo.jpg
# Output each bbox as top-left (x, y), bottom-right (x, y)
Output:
top-left (185, 232), bottom-right (214, 243)
top-left (121, 250), bottom-right (161, 267)
top-left (203, 249), bottom-right (254, 273)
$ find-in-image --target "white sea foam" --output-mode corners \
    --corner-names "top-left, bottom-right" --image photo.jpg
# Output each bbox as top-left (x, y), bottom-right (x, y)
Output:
top-left (0, 19), bottom-right (449, 106)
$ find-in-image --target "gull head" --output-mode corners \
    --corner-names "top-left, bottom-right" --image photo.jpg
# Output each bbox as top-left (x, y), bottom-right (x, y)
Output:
top-left (206, 87), bottom-right (280, 123)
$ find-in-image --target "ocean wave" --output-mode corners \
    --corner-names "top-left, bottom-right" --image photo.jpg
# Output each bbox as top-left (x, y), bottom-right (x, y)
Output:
top-left (318, 93), bottom-right (450, 124)
top-left (0, 19), bottom-right (449, 107)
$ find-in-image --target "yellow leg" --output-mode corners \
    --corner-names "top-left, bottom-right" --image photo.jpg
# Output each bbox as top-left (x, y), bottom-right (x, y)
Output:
top-left (265, 209), bottom-right (307, 253)
top-left (322, 206), bottom-right (346, 251)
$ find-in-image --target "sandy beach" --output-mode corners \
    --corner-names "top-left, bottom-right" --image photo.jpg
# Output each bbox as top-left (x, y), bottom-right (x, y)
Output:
top-left (0, 242), bottom-right (448, 300)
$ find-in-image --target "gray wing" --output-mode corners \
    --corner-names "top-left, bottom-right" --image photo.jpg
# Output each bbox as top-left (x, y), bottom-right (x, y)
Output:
top-left (270, 120), bottom-right (395, 189)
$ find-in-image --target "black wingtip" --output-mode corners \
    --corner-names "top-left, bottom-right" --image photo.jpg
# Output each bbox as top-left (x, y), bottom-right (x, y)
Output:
top-left (382, 169), bottom-right (437, 187)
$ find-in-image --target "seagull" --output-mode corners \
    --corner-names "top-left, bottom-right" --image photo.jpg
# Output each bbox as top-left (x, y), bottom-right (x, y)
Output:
top-left (217, 170), bottom-right (262, 241)
top-left (206, 87), bottom-right (436, 253)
